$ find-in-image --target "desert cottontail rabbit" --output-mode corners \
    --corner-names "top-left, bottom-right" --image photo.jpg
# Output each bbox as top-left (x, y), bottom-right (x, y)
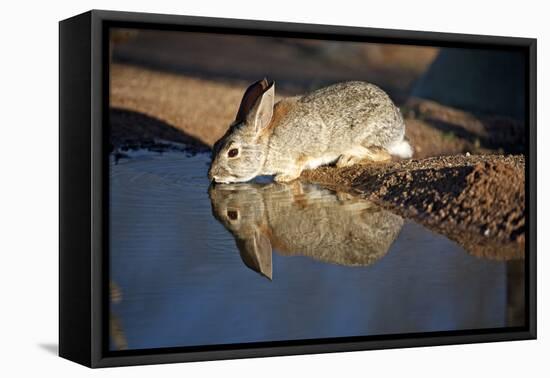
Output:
top-left (208, 79), bottom-right (412, 183)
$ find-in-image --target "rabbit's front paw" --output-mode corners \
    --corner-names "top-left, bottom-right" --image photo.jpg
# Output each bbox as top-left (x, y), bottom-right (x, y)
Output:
top-left (274, 172), bottom-right (301, 182)
top-left (336, 155), bottom-right (362, 168)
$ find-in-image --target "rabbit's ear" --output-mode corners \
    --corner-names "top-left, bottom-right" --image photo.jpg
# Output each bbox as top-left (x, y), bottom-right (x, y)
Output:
top-left (248, 81), bottom-right (274, 134)
top-left (236, 79), bottom-right (275, 133)
top-left (235, 230), bottom-right (273, 280)
top-left (235, 78), bottom-right (270, 123)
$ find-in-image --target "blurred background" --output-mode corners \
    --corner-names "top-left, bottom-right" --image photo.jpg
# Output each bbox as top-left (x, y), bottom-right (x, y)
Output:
top-left (110, 28), bottom-right (526, 158)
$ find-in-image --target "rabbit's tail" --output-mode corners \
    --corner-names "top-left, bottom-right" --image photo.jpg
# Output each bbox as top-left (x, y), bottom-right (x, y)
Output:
top-left (387, 139), bottom-right (413, 159)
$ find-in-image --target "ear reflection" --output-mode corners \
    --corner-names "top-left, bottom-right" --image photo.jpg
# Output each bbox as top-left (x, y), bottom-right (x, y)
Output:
top-left (209, 181), bottom-right (403, 280)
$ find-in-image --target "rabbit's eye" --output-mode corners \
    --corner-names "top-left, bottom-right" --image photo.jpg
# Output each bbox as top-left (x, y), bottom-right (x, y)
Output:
top-left (228, 148), bottom-right (239, 158)
top-left (227, 210), bottom-right (238, 220)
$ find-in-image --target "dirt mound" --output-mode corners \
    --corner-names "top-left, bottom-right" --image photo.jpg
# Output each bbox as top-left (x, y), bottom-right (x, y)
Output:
top-left (458, 161), bottom-right (525, 242)
top-left (302, 155), bottom-right (525, 259)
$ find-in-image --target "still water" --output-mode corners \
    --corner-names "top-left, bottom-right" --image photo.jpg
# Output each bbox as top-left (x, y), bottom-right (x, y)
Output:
top-left (109, 150), bottom-right (523, 351)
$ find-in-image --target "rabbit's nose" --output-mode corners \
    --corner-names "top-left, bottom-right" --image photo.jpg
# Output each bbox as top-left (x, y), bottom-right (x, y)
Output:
top-left (208, 168), bottom-right (218, 182)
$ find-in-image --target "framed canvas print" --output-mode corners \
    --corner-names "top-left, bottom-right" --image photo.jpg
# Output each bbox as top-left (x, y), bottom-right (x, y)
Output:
top-left (59, 10), bottom-right (536, 368)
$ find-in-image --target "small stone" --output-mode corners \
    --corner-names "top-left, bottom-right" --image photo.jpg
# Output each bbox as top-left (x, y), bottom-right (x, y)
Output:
top-left (484, 229), bottom-right (491, 237)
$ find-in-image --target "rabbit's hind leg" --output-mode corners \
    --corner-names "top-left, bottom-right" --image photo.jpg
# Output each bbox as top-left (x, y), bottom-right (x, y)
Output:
top-left (336, 146), bottom-right (390, 167)
top-left (363, 146), bottom-right (392, 162)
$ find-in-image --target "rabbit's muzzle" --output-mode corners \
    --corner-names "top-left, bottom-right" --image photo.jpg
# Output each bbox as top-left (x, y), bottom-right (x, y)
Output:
top-left (208, 165), bottom-right (233, 183)
top-left (207, 167), bottom-right (220, 183)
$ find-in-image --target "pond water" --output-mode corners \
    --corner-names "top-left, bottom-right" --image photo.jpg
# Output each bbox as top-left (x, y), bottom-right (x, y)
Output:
top-left (109, 150), bottom-right (524, 351)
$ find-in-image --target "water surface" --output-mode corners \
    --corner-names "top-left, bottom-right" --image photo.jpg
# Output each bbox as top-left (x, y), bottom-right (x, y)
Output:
top-left (109, 150), bottom-right (523, 351)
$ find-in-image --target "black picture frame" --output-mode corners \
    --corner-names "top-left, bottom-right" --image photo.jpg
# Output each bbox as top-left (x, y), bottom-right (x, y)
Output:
top-left (59, 9), bottom-right (537, 368)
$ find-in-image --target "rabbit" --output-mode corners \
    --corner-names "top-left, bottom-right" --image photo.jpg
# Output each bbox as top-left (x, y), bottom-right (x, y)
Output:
top-left (209, 181), bottom-right (404, 280)
top-left (208, 78), bottom-right (412, 183)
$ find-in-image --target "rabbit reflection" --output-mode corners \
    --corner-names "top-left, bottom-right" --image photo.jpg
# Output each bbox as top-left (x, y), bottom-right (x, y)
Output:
top-left (209, 181), bottom-right (403, 280)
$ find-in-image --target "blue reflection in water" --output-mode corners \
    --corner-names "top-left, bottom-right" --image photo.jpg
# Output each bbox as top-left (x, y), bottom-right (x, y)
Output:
top-left (110, 151), bottom-right (507, 351)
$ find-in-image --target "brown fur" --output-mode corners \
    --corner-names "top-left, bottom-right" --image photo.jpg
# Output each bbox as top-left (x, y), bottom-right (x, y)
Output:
top-left (258, 225), bottom-right (288, 254)
top-left (260, 98), bottom-right (295, 137)
top-left (260, 225), bottom-right (291, 255)
top-left (256, 99), bottom-right (296, 147)
top-left (271, 99), bottom-right (295, 127)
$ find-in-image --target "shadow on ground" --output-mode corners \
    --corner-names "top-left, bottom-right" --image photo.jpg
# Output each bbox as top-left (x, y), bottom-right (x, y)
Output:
top-left (38, 343), bottom-right (58, 356)
top-left (110, 108), bottom-right (211, 154)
